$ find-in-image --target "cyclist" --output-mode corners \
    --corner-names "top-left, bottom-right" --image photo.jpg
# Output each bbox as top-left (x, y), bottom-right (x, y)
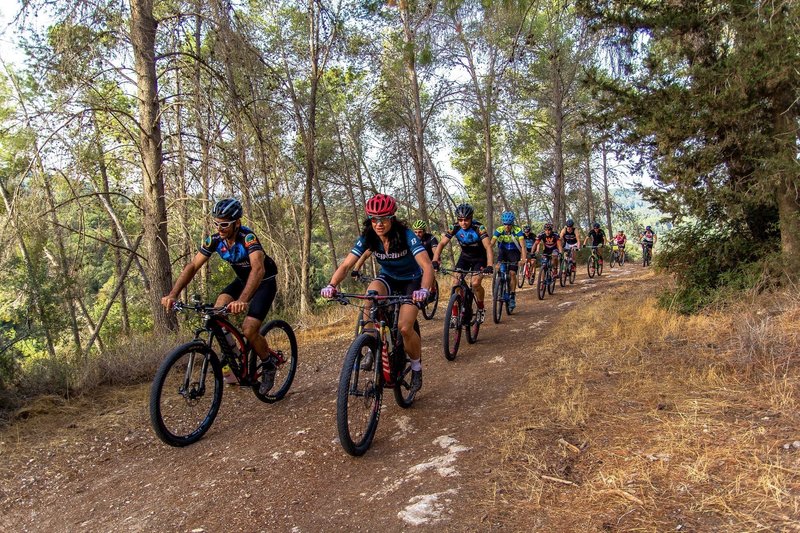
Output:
top-left (490, 211), bottom-right (525, 311)
top-left (612, 230), bottom-right (627, 263)
top-left (533, 222), bottom-right (563, 275)
top-left (640, 225), bottom-right (656, 262)
top-left (583, 222), bottom-right (606, 266)
top-left (321, 194), bottom-right (433, 398)
top-left (431, 203), bottom-right (494, 324)
top-left (522, 225), bottom-right (536, 257)
top-left (411, 220), bottom-right (439, 259)
top-left (559, 219), bottom-right (581, 272)
top-left (161, 198), bottom-right (280, 395)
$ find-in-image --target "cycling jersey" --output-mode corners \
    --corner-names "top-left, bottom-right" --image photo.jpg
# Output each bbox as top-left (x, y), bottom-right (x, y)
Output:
top-left (641, 230), bottom-right (656, 243)
top-left (445, 220), bottom-right (489, 261)
top-left (613, 235), bottom-right (627, 246)
top-left (351, 228), bottom-right (426, 280)
top-left (535, 231), bottom-right (560, 252)
top-left (493, 225), bottom-right (524, 251)
top-left (561, 227), bottom-right (578, 245)
top-left (587, 228), bottom-right (606, 247)
top-left (419, 233), bottom-right (439, 259)
top-left (199, 226), bottom-right (278, 282)
top-left (522, 233), bottom-right (536, 252)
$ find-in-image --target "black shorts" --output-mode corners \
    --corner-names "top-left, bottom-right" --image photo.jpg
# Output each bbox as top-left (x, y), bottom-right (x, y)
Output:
top-left (376, 274), bottom-right (422, 298)
top-left (221, 276), bottom-right (277, 321)
top-left (498, 248), bottom-right (521, 272)
top-left (455, 255), bottom-right (487, 272)
top-left (543, 246), bottom-right (559, 256)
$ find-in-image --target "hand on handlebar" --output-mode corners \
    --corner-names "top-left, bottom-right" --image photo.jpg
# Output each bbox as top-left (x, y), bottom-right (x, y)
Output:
top-left (412, 288), bottom-right (430, 303)
top-left (350, 270), bottom-right (360, 279)
top-left (161, 295), bottom-right (177, 312)
top-left (482, 265), bottom-right (493, 275)
top-left (432, 260), bottom-right (440, 272)
top-left (226, 300), bottom-right (248, 314)
top-left (321, 284), bottom-right (337, 299)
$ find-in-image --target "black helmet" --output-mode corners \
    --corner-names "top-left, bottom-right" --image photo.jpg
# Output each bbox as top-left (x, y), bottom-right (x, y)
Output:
top-left (455, 203), bottom-right (474, 219)
top-left (566, 219), bottom-right (574, 227)
top-left (646, 225), bottom-right (652, 231)
top-left (593, 222), bottom-right (600, 229)
top-left (522, 225), bottom-right (531, 232)
top-left (544, 222), bottom-right (553, 231)
top-left (212, 198), bottom-right (243, 220)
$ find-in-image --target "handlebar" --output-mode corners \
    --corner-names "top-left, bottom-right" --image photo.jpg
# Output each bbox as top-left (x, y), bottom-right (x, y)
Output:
top-left (172, 301), bottom-right (229, 315)
top-left (331, 292), bottom-right (421, 309)
top-left (439, 267), bottom-right (487, 276)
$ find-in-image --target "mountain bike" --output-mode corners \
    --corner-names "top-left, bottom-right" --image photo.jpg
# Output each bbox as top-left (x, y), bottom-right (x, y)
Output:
top-left (537, 253), bottom-right (557, 300)
top-left (587, 245), bottom-right (604, 278)
top-left (642, 242), bottom-right (653, 267)
top-left (492, 261), bottom-right (516, 324)
top-left (440, 268), bottom-right (484, 361)
top-left (150, 300), bottom-right (298, 447)
top-left (330, 292), bottom-right (421, 456)
top-left (421, 278), bottom-right (440, 320)
top-left (518, 254), bottom-right (537, 288)
top-left (615, 245), bottom-right (626, 266)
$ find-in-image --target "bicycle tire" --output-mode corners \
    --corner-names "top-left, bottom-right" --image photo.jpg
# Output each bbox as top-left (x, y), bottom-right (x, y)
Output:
top-left (251, 320), bottom-right (298, 403)
top-left (517, 265), bottom-right (525, 288)
top-left (559, 261), bottom-right (566, 287)
top-left (393, 320), bottom-right (420, 408)
top-left (537, 265), bottom-right (546, 300)
top-left (598, 257), bottom-right (604, 276)
top-left (353, 307), bottom-right (365, 336)
top-left (422, 279), bottom-right (440, 320)
top-left (443, 292), bottom-right (463, 361)
top-left (492, 273), bottom-right (503, 324)
top-left (528, 263), bottom-right (537, 286)
top-left (336, 334), bottom-right (382, 456)
top-left (587, 255), bottom-right (596, 278)
top-left (150, 341), bottom-right (223, 447)
top-left (547, 269), bottom-right (555, 295)
top-left (505, 278), bottom-right (514, 315)
top-left (610, 252), bottom-right (616, 269)
top-left (569, 260), bottom-right (576, 284)
top-left (466, 293), bottom-right (480, 344)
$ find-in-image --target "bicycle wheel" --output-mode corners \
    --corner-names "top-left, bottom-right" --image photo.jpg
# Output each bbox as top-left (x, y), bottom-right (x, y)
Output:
top-left (466, 294), bottom-right (480, 344)
top-left (251, 320), bottom-right (298, 403)
top-left (492, 273), bottom-right (504, 324)
top-left (517, 264), bottom-right (526, 288)
top-left (528, 262), bottom-right (537, 286)
top-left (393, 320), bottom-right (420, 408)
top-left (609, 252), bottom-right (616, 269)
top-left (336, 334), bottom-right (382, 456)
top-left (559, 261), bottom-right (566, 287)
top-left (547, 269), bottom-right (556, 295)
top-left (587, 255), bottom-right (596, 278)
top-left (443, 292), bottom-right (463, 361)
top-left (150, 341), bottom-right (223, 447)
top-left (422, 279), bottom-right (440, 320)
top-left (537, 265), bottom-right (546, 300)
top-left (505, 278), bottom-right (514, 315)
top-left (569, 259), bottom-right (576, 284)
top-left (598, 257), bottom-right (604, 276)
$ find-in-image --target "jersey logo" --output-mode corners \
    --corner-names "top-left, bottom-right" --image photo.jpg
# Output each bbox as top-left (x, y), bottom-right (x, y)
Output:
top-left (203, 235), bottom-right (212, 247)
top-left (244, 233), bottom-right (258, 248)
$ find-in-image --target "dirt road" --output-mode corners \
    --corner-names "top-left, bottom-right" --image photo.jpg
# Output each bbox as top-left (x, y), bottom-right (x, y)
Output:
top-left (0, 262), bottom-right (646, 532)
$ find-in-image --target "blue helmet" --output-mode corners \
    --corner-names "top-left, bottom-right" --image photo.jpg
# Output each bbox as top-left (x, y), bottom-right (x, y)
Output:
top-left (566, 219), bottom-right (574, 227)
top-left (501, 211), bottom-right (515, 225)
top-left (455, 203), bottom-right (474, 219)
top-left (212, 198), bottom-right (243, 220)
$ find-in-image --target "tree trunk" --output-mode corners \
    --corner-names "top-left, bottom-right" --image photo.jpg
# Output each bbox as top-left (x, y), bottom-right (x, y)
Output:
top-left (602, 142), bottom-right (612, 236)
top-left (585, 145), bottom-right (593, 228)
top-left (551, 51), bottom-right (565, 226)
top-left (193, 9), bottom-right (211, 298)
top-left (130, 0), bottom-right (177, 332)
top-left (774, 94), bottom-right (800, 273)
top-left (399, 0), bottom-right (427, 220)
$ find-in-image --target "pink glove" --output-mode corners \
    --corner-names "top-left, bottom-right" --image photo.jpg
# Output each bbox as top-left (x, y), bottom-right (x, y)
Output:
top-left (321, 284), bottom-right (337, 299)
top-left (412, 288), bottom-right (430, 302)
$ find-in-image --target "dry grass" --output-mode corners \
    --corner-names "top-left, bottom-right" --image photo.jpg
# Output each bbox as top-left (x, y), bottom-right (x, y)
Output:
top-left (487, 276), bottom-right (800, 531)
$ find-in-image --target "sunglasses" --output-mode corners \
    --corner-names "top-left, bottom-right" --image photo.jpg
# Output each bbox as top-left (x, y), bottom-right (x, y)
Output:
top-left (369, 215), bottom-right (393, 224)
top-left (213, 220), bottom-right (236, 229)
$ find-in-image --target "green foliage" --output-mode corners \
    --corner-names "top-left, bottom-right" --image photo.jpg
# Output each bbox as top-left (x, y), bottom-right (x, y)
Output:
top-left (655, 221), bottom-right (778, 314)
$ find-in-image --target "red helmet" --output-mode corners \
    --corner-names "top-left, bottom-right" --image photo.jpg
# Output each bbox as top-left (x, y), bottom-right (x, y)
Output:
top-left (365, 194), bottom-right (397, 217)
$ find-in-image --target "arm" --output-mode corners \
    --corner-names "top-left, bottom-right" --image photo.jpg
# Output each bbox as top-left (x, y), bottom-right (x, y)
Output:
top-left (517, 237), bottom-right (526, 260)
top-left (414, 251), bottom-right (435, 293)
top-left (162, 252), bottom-right (210, 309)
top-left (432, 234), bottom-right (450, 263)
top-left (227, 250), bottom-right (266, 314)
top-left (482, 236), bottom-right (494, 267)
top-left (352, 253), bottom-right (368, 273)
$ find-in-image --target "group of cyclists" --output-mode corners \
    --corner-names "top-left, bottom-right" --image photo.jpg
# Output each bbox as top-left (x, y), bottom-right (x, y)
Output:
top-left (161, 194), bottom-right (657, 400)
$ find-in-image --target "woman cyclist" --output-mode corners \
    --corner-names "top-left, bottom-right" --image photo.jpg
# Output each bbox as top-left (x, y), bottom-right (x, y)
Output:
top-left (321, 194), bottom-right (434, 398)
top-left (559, 219), bottom-right (581, 272)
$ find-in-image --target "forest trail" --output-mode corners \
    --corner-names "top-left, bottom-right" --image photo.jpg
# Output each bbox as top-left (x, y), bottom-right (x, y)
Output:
top-left (1, 262), bottom-right (651, 532)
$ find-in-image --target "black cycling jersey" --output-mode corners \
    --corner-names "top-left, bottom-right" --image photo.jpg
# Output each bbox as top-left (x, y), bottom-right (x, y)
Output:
top-left (419, 233), bottom-right (439, 259)
top-left (562, 227), bottom-right (578, 245)
top-left (199, 226), bottom-right (278, 282)
top-left (587, 228), bottom-right (606, 247)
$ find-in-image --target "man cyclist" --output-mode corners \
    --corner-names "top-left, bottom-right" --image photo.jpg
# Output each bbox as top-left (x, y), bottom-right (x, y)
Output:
top-left (583, 222), bottom-right (606, 265)
top-left (161, 198), bottom-right (280, 395)
top-left (490, 211), bottom-right (525, 311)
top-left (559, 219), bottom-right (581, 272)
top-left (431, 203), bottom-right (494, 324)
top-left (612, 230), bottom-right (627, 263)
top-left (411, 220), bottom-right (438, 259)
top-left (321, 194), bottom-right (433, 398)
top-left (640, 225), bottom-right (656, 263)
top-left (522, 225), bottom-right (536, 257)
top-left (533, 222), bottom-right (563, 275)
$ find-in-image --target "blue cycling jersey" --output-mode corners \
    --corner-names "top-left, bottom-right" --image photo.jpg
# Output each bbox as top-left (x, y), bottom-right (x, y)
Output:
top-left (351, 228), bottom-right (426, 280)
top-left (199, 226), bottom-right (278, 282)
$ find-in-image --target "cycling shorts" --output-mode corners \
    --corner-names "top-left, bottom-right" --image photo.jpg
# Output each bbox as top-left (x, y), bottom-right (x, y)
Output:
top-left (376, 274), bottom-right (422, 304)
top-left (498, 248), bottom-right (521, 272)
top-left (455, 255), bottom-right (487, 272)
top-left (543, 246), bottom-right (559, 256)
top-left (221, 276), bottom-right (277, 321)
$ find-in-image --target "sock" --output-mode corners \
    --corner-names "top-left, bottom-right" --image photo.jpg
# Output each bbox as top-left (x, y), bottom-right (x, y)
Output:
top-left (410, 358), bottom-right (422, 371)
